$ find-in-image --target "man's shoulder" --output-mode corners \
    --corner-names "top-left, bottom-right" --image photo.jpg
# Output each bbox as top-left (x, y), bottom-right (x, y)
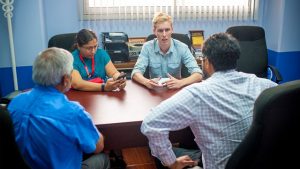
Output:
top-left (239, 71), bottom-right (277, 86)
top-left (143, 39), bottom-right (155, 48)
top-left (256, 76), bottom-right (278, 88)
top-left (139, 40), bottom-right (157, 55)
top-left (172, 38), bottom-right (188, 48)
top-left (8, 89), bottom-right (36, 105)
top-left (183, 82), bottom-right (207, 94)
top-left (51, 99), bottom-right (88, 122)
top-left (7, 92), bottom-right (29, 111)
top-left (63, 99), bottom-right (85, 112)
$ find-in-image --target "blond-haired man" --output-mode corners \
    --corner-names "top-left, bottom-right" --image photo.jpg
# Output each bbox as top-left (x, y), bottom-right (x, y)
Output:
top-left (131, 12), bottom-right (203, 90)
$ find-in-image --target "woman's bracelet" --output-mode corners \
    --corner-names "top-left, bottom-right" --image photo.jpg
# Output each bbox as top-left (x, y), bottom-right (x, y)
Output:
top-left (101, 83), bottom-right (105, 92)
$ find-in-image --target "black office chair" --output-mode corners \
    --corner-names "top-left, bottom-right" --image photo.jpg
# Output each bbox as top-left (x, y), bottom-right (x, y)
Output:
top-left (0, 90), bottom-right (23, 108)
top-left (225, 80), bottom-right (300, 169)
top-left (145, 33), bottom-right (192, 78)
top-left (48, 33), bottom-right (77, 52)
top-left (146, 33), bottom-right (192, 51)
top-left (0, 107), bottom-right (31, 169)
top-left (226, 26), bottom-right (282, 83)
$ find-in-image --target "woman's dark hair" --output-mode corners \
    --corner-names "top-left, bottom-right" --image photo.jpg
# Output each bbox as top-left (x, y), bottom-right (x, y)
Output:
top-left (72, 29), bottom-right (98, 50)
top-left (202, 33), bottom-right (240, 71)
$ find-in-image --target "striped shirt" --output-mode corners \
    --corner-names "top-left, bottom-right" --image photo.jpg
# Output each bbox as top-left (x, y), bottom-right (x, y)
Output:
top-left (141, 70), bottom-right (277, 169)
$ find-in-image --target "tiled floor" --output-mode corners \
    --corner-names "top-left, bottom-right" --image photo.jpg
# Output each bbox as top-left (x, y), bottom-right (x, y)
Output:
top-left (122, 147), bottom-right (157, 169)
top-left (121, 146), bottom-right (203, 169)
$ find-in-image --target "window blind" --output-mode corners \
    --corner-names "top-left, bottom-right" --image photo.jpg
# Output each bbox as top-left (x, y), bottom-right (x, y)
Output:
top-left (81, 0), bottom-right (259, 21)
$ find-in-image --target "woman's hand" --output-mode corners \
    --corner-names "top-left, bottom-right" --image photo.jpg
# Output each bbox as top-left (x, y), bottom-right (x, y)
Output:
top-left (104, 78), bottom-right (121, 91)
top-left (118, 79), bottom-right (126, 90)
top-left (104, 78), bottom-right (126, 91)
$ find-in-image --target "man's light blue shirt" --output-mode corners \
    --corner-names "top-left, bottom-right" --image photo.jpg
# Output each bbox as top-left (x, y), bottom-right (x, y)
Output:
top-left (131, 38), bottom-right (202, 79)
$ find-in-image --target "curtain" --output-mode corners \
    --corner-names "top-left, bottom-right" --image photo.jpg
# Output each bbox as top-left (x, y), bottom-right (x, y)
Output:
top-left (78, 0), bottom-right (260, 39)
top-left (81, 0), bottom-right (258, 21)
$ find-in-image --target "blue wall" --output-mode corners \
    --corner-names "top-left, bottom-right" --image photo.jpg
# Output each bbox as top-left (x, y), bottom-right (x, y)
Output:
top-left (268, 50), bottom-right (300, 82)
top-left (263, 0), bottom-right (300, 84)
top-left (1, 0), bottom-right (299, 96)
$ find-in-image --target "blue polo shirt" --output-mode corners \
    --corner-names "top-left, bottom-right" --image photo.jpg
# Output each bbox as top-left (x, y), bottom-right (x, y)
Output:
top-left (8, 85), bottom-right (100, 169)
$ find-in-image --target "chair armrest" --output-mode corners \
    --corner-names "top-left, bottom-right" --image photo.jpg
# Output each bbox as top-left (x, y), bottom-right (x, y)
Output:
top-left (0, 90), bottom-right (23, 106)
top-left (268, 65), bottom-right (282, 83)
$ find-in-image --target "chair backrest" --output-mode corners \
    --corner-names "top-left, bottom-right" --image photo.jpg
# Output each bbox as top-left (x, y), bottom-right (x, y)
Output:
top-left (48, 33), bottom-right (77, 52)
top-left (225, 80), bottom-right (300, 169)
top-left (226, 26), bottom-right (268, 78)
top-left (146, 33), bottom-right (192, 51)
top-left (0, 107), bottom-right (31, 169)
top-left (145, 33), bottom-right (192, 78)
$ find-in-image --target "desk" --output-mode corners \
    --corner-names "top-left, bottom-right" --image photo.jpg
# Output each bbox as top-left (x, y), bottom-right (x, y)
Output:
top-left (114, 58), bottom-right (203, 71)
top-left (114, 60), bottom-right (137, 71)
top-left (66, 80), bottom-right (195, 150)
top-left (114, 60), bottom-right (137, 79)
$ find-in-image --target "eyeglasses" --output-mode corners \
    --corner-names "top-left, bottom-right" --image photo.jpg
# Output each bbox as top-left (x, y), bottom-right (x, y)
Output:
top-left (201, 56), bottom-right (207, 66)
top-left (81, 44), bottom-right (98, 51)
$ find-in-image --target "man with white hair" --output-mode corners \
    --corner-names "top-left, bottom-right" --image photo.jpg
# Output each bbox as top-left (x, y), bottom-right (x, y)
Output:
top-left (8, 47), bottom-right (110, 169)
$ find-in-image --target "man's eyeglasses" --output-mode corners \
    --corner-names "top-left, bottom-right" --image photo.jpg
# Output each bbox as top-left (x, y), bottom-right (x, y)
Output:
top-left (201, 56), bottom-right (207, 66)
top-left (81, 44), bottom-right (98, 51)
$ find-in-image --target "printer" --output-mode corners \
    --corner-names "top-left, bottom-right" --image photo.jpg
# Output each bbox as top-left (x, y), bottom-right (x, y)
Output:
top-left (102, 32), bottom-right (129, 63)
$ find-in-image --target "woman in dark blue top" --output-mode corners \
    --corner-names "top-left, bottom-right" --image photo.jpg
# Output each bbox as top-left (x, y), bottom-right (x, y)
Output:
top-left (71, 29), bottom-right (126, 92)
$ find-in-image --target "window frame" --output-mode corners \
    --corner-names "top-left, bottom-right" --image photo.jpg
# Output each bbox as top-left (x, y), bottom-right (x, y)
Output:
top-left (80, 0), bottom-right (259, 21)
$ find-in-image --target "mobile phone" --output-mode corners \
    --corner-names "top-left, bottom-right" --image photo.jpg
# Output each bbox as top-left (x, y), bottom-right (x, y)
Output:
top-left (116, 72), bottom-right (127, 80)
top-left (157, 78), bottom-right (170, 86)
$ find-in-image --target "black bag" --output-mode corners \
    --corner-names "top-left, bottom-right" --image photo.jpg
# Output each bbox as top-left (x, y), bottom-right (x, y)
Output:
top-left (109, 150), bottom-right (127, 169)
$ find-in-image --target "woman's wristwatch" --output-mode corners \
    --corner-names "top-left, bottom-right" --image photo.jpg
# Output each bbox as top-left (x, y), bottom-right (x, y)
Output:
top-left (101, 83), bottom-right (105, 92)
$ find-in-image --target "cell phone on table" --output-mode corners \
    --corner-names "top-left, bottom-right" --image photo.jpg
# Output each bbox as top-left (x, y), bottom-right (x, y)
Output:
top-left (116, 72), bottom-right (127, 80)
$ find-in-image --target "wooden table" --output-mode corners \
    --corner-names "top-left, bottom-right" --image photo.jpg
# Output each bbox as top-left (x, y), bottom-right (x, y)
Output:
top-left (114, 60), bottom-right (137, 71)
top-left (66, 80), bottom-right (195, 150)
